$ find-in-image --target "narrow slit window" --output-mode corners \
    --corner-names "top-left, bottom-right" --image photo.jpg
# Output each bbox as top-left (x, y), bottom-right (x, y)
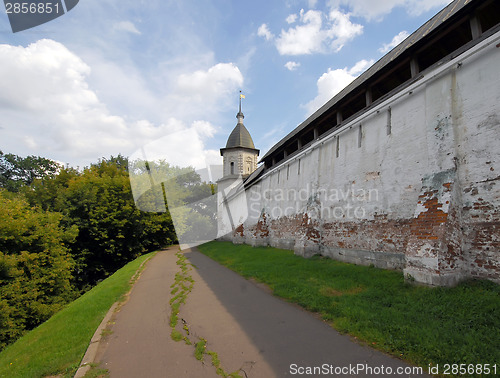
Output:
top-left (387, 107), bottom-right (392, 135)
top-left (358, 124), bottom-right (363, 148)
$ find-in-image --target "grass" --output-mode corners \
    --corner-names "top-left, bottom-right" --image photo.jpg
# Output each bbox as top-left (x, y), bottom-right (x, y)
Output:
top-left (194, 339), bottom-right (207, 361)
top-left (198, 241), bottom-right (500, 373)
top-left (0, 251), bottom-right (156, 378)
top-left (169, 250), bottom-right (194, 344)
top-left (78, 363), bottom-right (109, 378)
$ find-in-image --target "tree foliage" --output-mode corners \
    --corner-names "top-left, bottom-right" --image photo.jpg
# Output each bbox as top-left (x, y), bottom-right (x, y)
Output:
top-left (0, 150), bottom-right (59, 192)
top-left (0, 152), bottom-right (185, 350)
top-left (25, 157), bottom-right (176, 290)
top-left (0, 190), bottom-right (77, 350)
top-left (128, 159), bottom-right (217, 244)
top-left (0, 152), bottom-right (215, 350)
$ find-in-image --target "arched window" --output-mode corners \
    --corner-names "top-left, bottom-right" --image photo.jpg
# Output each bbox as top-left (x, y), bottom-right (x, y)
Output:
top-left (230, 161), bottom-right (234, 175)
top-left (246, 157), bottom-right (253, 174)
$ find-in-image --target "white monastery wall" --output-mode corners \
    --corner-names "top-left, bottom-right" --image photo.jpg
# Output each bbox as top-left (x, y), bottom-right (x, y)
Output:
top-left (223, 31), bottom-right (500, 286)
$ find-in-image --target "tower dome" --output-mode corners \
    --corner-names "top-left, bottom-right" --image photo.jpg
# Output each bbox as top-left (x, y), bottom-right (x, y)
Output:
top-left (219, 93), bottom-right (259, 179)
top-left (225, 115), bottom-right (256, 149)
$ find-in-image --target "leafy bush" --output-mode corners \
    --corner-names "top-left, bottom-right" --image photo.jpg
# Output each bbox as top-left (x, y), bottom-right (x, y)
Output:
top-left (0, 152), bottom-right (203, 350)
top-left (0, 190), bottom-right (77, 350)
top-left (25, 157), bottom-right (176, 290)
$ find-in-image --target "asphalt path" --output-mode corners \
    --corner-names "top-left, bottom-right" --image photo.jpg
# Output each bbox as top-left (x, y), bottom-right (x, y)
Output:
top-left (95, 246), bottom-right (429, 377)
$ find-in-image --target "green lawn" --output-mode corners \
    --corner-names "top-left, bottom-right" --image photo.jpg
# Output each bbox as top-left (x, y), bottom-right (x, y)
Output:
top-left (198, 241), bottom-right (500, 373)
top-left (0, 251), bottom-right (156, 378)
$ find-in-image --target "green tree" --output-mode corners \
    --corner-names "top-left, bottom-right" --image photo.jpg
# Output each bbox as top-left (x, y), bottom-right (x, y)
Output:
top-left (128, 159), bottom-right (217, 244)
top-left (0, 190), bottom-right (77, 350)
top-left (59, 159), bottom-right (175, 289)
top-left (0, 150), bottom-right (60, 192)
top-left (24, 156), bottom-right (176, 290)
top-left (0, 153), bottom-right (179, 349)
top-left (23, 166), bottom-right (80, 212)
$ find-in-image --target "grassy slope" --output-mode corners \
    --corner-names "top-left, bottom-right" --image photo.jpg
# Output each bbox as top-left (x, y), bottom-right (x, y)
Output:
top-left (198, 241), bottom-right (500, 371)
top-left (0, 252), bottom-right (155, 378)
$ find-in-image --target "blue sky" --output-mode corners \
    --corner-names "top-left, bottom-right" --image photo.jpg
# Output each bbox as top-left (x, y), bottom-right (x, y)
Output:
top-left (0, 0), bottom-right (452, 169)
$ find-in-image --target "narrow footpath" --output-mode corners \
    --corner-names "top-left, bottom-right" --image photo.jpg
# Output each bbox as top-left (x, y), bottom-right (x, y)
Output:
top-left (94, 246), bottom-right (428, 377)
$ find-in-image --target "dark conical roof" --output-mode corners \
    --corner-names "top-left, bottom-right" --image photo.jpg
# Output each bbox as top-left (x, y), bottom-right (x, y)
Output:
top-left (223, 94), bottom-right (258, 152)
top-left (226, 121), bottom-right (256, 149)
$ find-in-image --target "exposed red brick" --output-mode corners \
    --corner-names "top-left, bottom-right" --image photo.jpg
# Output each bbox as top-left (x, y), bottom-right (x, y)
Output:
top-left (234, 224), bottom-right (244, 237)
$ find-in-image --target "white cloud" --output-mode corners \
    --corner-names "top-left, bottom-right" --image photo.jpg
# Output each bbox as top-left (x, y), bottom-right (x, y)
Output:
top-left (80, 56), bottom-right (163, 123)
top-left (276, 10), bottom-right (323, 55)
top-left (327, 0), bottom-right (452, 21)
top-left (0, 40), bottom-right (241, 168)
top-left (113, 21), bottom-right (141, 35)
top-left (326, 9), bottom-right (364, 52)
top-left (379, 30), bottom-right (409, 53)
top-left (273, 9), bottom-right (363, 55)
top-left (129, 121), bottom-right (219, 170)
top-left (348, 59), bottom-right (374, 75)
top-left (284, 61), bottom-right (301, 71)
top-left (304, 59), bottom-right (374, 115)
top-left (286, 14), bottom-right (298, 24)
top-left (175, 63), bottom-right (243, 108)
top-left (257, 23), bottom-right (274, 41)
top-left (305, 68), bottom-right (354, 113)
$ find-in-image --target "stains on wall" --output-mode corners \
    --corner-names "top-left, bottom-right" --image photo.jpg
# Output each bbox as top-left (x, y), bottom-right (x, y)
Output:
top-left (219, 35), bottom-right (500, 286)
top-left (403, 169), bottom-right (467, 286)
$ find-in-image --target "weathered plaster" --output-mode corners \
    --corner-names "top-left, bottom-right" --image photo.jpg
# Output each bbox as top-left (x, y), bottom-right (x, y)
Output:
top-left (219, 31), bottom-right (500, 286)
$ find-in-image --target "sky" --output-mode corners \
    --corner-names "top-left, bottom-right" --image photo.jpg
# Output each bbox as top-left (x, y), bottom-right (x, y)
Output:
top-left (0, 0), bottom-right (453, 170)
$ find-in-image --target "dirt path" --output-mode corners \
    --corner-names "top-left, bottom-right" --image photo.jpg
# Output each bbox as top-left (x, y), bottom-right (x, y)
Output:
top-left (94, 246), bottom-right (428, 377)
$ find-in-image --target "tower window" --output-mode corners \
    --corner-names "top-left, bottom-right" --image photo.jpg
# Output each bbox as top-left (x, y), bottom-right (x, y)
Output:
top-left (246, 157), bottom-right (253, 174)
top-left (230, 162), bottom-right (234, 175)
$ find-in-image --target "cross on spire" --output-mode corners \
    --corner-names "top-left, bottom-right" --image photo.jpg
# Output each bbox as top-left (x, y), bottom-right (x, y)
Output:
top-left (237, 90), bottom-right (245, 123)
